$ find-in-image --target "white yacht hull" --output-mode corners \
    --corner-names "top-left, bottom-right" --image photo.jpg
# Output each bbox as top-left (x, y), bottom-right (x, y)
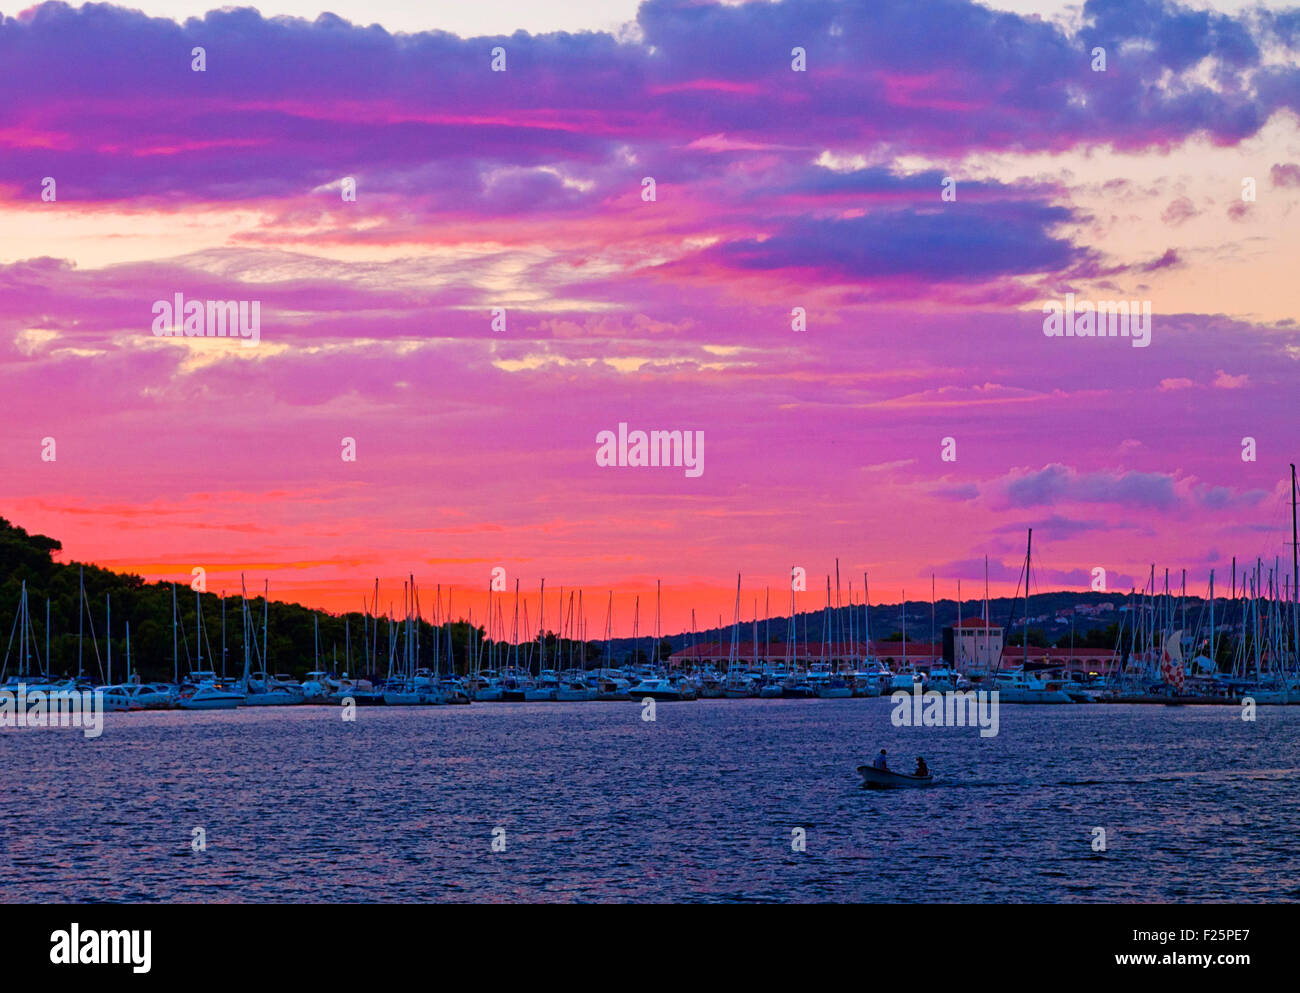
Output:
top-left (242, 691), bottom-right (302, 706)
top-left (179, 694), bottom-right (242, 710)
top-left (383, 690), bottom-right (444, 705)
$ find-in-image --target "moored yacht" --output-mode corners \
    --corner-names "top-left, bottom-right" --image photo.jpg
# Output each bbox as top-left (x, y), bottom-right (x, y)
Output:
top-left (593, 672), bottom-right (632, 701)
top-left (926, 666), bottom-right (959, 692)
top-left (991, 669), bottom-right (1073, 704)
top-left (556, 676), bottom-right (596, 702)
top-left (382, 676), bottom-right (444, 706)
top-left (243, 671), bottom-right (305, 706)
top-left (471, 672), bottom-right (506, 702)
top-left (501, 671), bottom-right (532, 701)
top-left (438, 677), bottom-right (472, 704)
top-left (331, 676), bottom-right (385, 706)
top-left (696, 669), bottom-right (726, 698)
top-left (627, 674), bottom-right (681, 701)
top-left (178, 671), bottom-right (244, 710)
top-left (888, 670), bottom-right (925, 693)
top-left (102, 681), bottom-right (178, 711)
top-left (299, 670), bottom-right (339, 703)
top-left (723, 672), bottom-right (760, 698)
top-left (100, 683), bottom-right (144, 712)
top-left (781, 673), bottom-right (814, 698)
top-left (846, 669), bottom-right (883, 696)
top-left (670, 673), bottom-right (698, 700)
top-left (524, 670), bottom-right (560, 701)
top-left (814, 673), bottom-right (853, 698)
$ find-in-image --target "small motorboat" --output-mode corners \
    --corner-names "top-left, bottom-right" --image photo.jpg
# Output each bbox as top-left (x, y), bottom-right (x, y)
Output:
top-left (857, 765), bottom-right (934, 789)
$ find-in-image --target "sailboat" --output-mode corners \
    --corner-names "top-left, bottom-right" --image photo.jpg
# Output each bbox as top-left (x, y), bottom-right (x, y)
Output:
top-left (178, 588), bottom-right (243, 710)
top-left (382, 578), bottom-right (444, 705)
top-left (721, 575), bottom-right (757, 697)
top-left (993, 529), bottom-right (1073, 704)
top-left (592, 592), bottom-right (633, 700)
top-left (524, 580), bottom-right (559, 700)
top-left (97, 595), bottom-right (142, 711)
top-left (759, 589), bottom-right (787, 699)
top-left (241, 579), bottom-right (304, 706)
top-left (815, 569), bottom-right (853, 698)
top-left (474, 581), bottom-right (515, 701)
top-left (1, 581), bottom-right (74, 704)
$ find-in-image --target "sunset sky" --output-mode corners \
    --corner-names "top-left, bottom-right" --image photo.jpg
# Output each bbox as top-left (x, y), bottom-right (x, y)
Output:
top-left (2, 0), bottom-right (1299, 635)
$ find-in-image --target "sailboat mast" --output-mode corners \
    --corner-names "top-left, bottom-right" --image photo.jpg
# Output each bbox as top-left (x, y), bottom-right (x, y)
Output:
top-left (1023, 528), bottom-right (1032, 669)
top-left (371, 579), bottom-right (380, 678)
top-left (538, 579), bottom-right (545, 675)
top-left (765, 587), bottom-right (770, 667)
top-left (1181, 569), bottom-right (1187, 654)
top-left (930, 574), bottom-right (935, 671)
top-left (822, 576), bottom-right (830, 668)
top-left (863, 571), bottom-right (870, 661)
top-left (262, 581), bottom-right (268, 679)
top-left (1231, 557), bottom-right (1238, 678)
top-left (656, 581), bottom-right (661, 669)
top-left (513, 580), bottom-right (521, 672)
top-left (984, 556), bottom-right (992, 678)
top-left (242, 576), bottom-right (251, 691)
top-left (20, 581), bottom-right (26, 676)
top-left (172, 583), bottom-right (178, 684)
top-left (1201, 569), bottom-right (1211, 670)
top-left (606, 592), bottom-right (614, 671)
top-left (1292, 464), bottom-right (1299, 670)
top-left (901, 589), bottom-right (907, 668)
top-left (834, 558), bottom-right (841, 667)
top-left (848, 581), bottom-right (855, 663)
top-left (786, 573), bottom-right (795, 671)
top-left (78, 566), bottom-right (84, 681)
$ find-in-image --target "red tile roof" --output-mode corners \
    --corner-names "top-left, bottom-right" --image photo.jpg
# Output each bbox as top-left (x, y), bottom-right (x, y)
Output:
top-left (953, 617), bottom-right (1000, 628)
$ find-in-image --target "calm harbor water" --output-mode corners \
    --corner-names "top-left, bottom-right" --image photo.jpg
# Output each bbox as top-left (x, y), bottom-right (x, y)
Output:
top-left (4, 699), bottom-right (1299, 902)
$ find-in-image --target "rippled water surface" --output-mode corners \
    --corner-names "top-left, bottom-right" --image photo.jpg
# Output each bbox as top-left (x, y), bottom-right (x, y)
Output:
top-left (4, 700), bottom-right (1298, 902)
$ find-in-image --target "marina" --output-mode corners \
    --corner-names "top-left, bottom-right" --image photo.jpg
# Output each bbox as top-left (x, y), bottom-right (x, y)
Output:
top-left (7, 496), bottom-right (1300, 714)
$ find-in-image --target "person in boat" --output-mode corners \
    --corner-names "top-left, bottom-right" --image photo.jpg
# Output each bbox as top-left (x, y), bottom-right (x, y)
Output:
top-left (914, 756), bottom-right (929, 778)
top-left (872, 749), bottom-right (889, 771)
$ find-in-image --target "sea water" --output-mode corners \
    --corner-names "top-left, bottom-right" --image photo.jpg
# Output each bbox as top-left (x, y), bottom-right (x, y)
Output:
top-left (2, 700), bottom-right (1297, 902)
